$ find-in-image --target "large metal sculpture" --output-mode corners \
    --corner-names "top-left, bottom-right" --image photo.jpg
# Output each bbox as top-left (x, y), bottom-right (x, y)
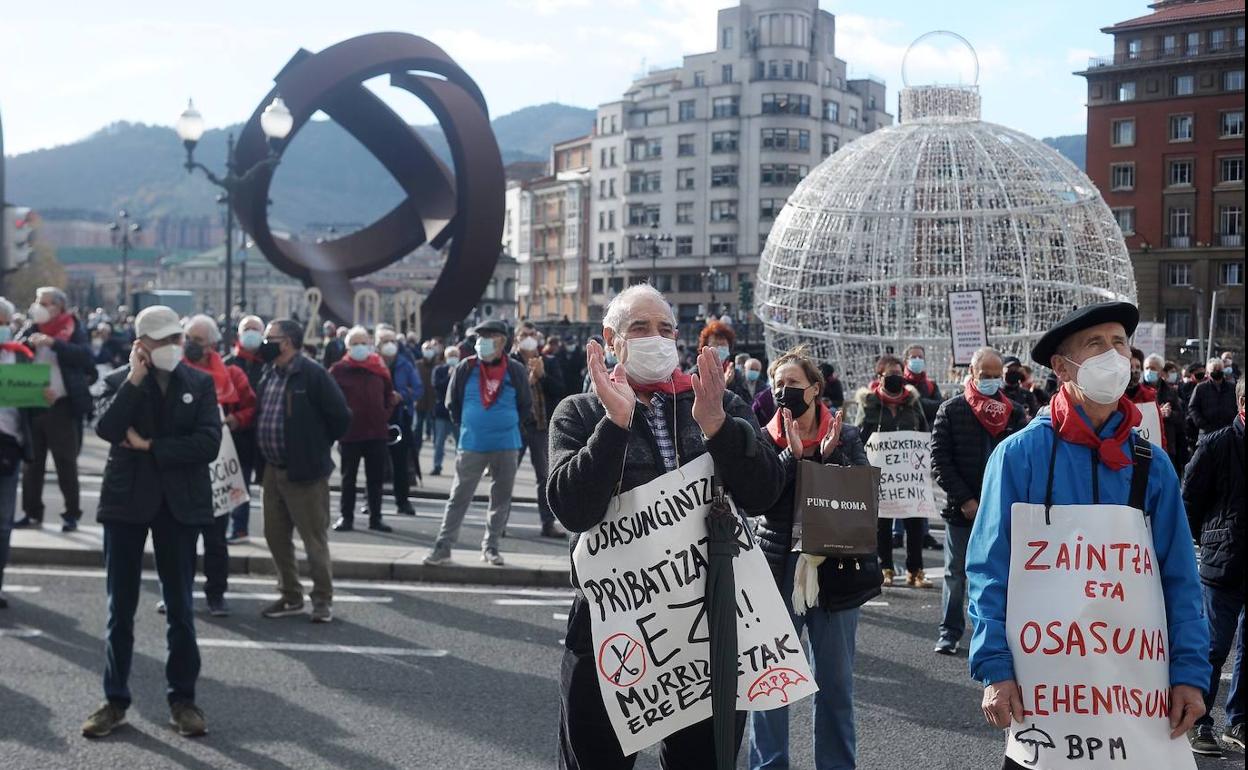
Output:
top-left (231, 32), bottom-right (505, 335)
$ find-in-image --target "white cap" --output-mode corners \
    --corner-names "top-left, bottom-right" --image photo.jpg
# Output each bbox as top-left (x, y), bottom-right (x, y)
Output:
top-left (134, 305), bottom-right (184, 340)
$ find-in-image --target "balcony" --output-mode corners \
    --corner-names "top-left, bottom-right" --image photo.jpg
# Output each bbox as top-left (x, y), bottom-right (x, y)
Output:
top-left (1219, 233), bottom-right (1244, 247)
top-left (1167, 235), bottom-right (1192, 248)
top-left (1084, 40), bottom-right (1245, 70)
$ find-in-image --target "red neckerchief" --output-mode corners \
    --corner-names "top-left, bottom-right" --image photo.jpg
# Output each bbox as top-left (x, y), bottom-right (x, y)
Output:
top-left (609, 366), bottom-right (695, 396)
top-left (37, 312), bottom-right (75, 342)
top-left (1049, 386), bottom-right (1141, 471)
top-left (766, 402), bottom-right (831, 451)
top-left (477, 357), bottom-right (508, 408)
top-left (1, 341), bottom-right (34, 360)
top-left (964, 380), bottom-right (1013, 437)
top-left (870, 379), bottom-right (909, 407)
top-left (333, 353), bottom-right (394, 386)
top-left (232, 344), bottom-right (263, 364)
top-left (904, 368), bottom-right (935, 397)
top-left (186, 349), bottom-right (239, 405)
top-left (1127, 383), bottom-right (1156, 404)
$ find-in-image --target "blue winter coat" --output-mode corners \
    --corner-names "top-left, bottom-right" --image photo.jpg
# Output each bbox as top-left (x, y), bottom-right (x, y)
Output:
top-left (966, 405), bottom-right (1211, 692)
top-left (388, 351), bottom-right (424, 422)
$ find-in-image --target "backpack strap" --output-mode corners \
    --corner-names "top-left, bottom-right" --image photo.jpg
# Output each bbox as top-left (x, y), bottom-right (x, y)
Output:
top-left (1128, 433), bottom-right (1152, 516)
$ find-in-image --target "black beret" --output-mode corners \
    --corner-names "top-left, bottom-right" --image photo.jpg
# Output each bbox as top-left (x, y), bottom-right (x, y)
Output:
top-left (1002, 355), bottom-right (1022, 367)
top-left (1030, 301), bottom-right (1139, 367)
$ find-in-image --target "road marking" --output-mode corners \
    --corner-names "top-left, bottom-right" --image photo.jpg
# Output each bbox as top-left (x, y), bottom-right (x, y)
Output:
top-left (864, 601), bottom-right (889, 606)
top-left (227, 593), bottom-right (392, 604)
top-left (197, 639), bottom-right (448, 656)
top-left (1, 586), bottom-right (42, 593)
top-left (553, 612), bottom-right (569, 621)
top-left (0, 628), bottom-right (43, 638)
top-left (493, 598), bottom-right (571, 606)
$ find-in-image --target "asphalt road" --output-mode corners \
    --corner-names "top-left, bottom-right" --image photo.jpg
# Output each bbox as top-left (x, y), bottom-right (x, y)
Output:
top-left (1, 559), bottom-right (1237, 769)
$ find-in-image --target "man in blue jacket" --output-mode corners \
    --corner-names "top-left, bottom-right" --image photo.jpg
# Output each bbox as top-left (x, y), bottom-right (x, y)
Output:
top-left (967, 302), bottom-right (1210, 770)
top-left (377, 325), bottom-right (423, 516)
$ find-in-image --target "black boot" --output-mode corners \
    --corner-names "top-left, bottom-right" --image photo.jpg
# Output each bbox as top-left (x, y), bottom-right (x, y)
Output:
top-left (332, 517), bottom-right (354, 532)
top-left (368, 518), bottom-right (393, 533)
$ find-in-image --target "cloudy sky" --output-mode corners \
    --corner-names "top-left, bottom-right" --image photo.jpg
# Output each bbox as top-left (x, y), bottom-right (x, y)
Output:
top-left (1, 0), bottom-right (1147, 156)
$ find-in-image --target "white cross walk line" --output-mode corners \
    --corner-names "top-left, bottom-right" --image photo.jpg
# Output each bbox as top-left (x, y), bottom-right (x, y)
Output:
top-left (0, 628), bottom-right (43, 638)
top-left (864, 601), bottom-right (889, 606)
top-left (553, 612), bottom-right (569, 621)
top-left (197, 639), bottom-right (448, 656)
top-left (493, 598), bottom-right (572, 606)
top-left (0, 586), bottom-right (42, 593)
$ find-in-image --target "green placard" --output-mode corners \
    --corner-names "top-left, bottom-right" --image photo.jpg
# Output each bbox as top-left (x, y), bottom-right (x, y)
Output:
top-left (0, 363), bottom-right (52, 407)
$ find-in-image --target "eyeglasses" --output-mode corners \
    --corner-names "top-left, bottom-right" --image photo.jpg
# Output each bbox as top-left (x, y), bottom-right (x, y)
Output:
top-left (264, 336), bottom-right (287, 345)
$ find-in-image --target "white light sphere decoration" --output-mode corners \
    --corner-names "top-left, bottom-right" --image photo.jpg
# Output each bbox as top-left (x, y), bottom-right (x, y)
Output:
top-left (756, 33), bottom-right (1135, 383)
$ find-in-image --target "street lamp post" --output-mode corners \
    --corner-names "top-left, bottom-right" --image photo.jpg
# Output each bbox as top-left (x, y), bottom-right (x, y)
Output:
top-left (175, 97), bottom-right (292, 346)
top-left (628, 223), bottom-right (672, 285)
top-left (108, 209), bottom-right (141, 311)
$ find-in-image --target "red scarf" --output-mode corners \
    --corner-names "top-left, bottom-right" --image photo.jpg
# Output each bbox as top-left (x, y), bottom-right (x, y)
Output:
top-left (186, 349), bottom-right (239, 405)
top-left (609, 366), bottom-right (695, 397)
top-left (1128, 383), bottom-right (1156, 404)
top-left (37, 312), bottom-right (75, 342)
top-left (232, 344), bottom-right (263, 364)
top-left (766, 403), bottom-right (831, 451)
top-left (335, 352), bottom-right (394, 386)
top-left (964, 380), bottom-right (1013, 437)
top-left (477, 357), bottom-right (508, 408)
top-left (1, 341), bottom-right (33, 360)
top-left (1049, 386), bottom-right (1141, 471)
top-left (870, 379), bottom-right (910, 407)
top-left (904, 369), bottom-right (935, 397)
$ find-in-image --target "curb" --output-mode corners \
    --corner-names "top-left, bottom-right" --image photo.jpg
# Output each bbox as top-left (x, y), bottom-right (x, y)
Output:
top-left (9, 546), bottom-right (572, 589)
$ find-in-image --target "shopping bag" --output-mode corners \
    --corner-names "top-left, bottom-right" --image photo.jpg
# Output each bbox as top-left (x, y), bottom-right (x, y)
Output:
top-left (792, 461), bottom-right (880, 557)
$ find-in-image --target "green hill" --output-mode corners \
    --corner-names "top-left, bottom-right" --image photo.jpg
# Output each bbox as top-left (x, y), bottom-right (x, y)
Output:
top-left (1041, 134), bottom-right (1087, 171)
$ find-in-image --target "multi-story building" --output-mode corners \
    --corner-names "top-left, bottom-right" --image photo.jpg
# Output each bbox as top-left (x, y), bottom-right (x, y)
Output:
top-left (515, 135), bottom-right (593, 321)
top-left (586, 0), bottom-right (891, 324)
top-left (1078, 0), bottom-right (1245, 360)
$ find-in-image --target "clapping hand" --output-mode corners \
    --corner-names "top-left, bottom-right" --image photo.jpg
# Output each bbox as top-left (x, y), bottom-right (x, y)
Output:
top-left (819, 409), bottom-right (843, 458)
top-left (1159, 402), bottom-right (1172, 419)
top-left (690, 346), bottom-right (727, 438)
top-left (587, 339), bottom-right (635, 429)
top-left (781, 408), bottom-right (805, 454)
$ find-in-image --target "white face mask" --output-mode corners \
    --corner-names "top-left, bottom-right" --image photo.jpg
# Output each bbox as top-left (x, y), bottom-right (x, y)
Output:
top-left (150, 344), bottom-right (183, 372)
top-left (1064, 348), bottom-right (1131, 405)
top-left (619, 335), bottom-right (679, 384)
top-left (518, 337), bottom-right (539, 352)
top-left (379, 341), bottom-right (398, 357)
top-left (28, 303), bottom-right (51, 325)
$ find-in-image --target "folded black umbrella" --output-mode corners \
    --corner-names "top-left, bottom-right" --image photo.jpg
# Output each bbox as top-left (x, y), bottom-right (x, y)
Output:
top-left (705, 475), bottom-right (740, 770)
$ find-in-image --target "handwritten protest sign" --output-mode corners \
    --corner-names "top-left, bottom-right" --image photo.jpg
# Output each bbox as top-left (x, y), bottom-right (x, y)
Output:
top-left (1004, 503), bottom-right (1196, 769)
top-left (210, 421), bottom-right (249, 518)
top-left (1132, 402), bottom-right (1163, 448)
top-left (948, 290), bottom-right (988, 366)
top-left (0, 363), bottom-right (51, 408)
top-left (864, 430), bottom-right (937, 518)
top-left (571, 453), bottom-right (817, 755)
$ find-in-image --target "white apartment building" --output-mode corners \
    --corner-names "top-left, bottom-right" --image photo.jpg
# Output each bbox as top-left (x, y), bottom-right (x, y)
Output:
top-left (588, 0), bottom-right (891, 325)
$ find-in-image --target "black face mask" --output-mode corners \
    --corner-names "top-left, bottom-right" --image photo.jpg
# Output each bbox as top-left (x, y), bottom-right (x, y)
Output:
top-left (882, 374), bottom-right (905, 394)
top-left (1211, 369), bottom-right (1225, 381)
top-left (184, 340), bottom-right (205, 362)
top-left (258, 341), bottom-right (283, 363)
top-left (1005, 370), bottom-right (1024, 386)
top-left (775, 386), bottom-right (812, 419)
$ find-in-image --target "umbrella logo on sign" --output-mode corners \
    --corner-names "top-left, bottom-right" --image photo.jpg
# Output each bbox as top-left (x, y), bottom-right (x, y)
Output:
top-left (1013, 724), bottom-right (1055, 766)
top-left (597, 633), bottom-right (647, 689)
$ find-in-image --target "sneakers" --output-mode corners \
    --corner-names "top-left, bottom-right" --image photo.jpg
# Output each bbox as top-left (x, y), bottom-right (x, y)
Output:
top-left (225, 531), bottom-right (249, 545)
top-left (907, 570), bottom-right (934, 589)
top-left (206, 596), bottom-right (230, 617)
top-left (368, 520), bottom-right (394, 533)
top-left (310, 602), bottom-right (333, 624)
top-left (923, 534), bottom-right (943, 551)
top-left (934, 638), bottom-right (959, 656)
top-left (881, 569), bottom-right (895, 586)
top-left (332, 518), bottom-right (354, 532)
top-left (261, 598), bottom-right (305, 618)
top-left (423, 548), bottom-right (453, 566)
top-left (61, 514), bottom-right (80, 533)
top-left (482, 547), bottom-right (505, 566)
top-left (156, 600), bottom-right (167, 615)
top-left (541, 521), bottom-right (568, 539)
top-left (81, 702), bottom-right (127, 738)
top-left (395, 503), bottom-right (416, 516)
top-left (13, 515), bottom-right (41, 529)
top-left (430, 468), bottom-right (442, 476)
top-left (1188, 724), bottom-right (1223, 756)
top-left (1223, 722), bottom-right (1245, 752)
top-left (169, 701), bottom-right (207, 737)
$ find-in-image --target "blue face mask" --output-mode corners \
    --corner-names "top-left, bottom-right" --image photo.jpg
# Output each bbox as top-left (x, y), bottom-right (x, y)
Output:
top-left (0, 327), bottom-right (11, 344)
top-left (239, 329), bottom-right (263, 351)
top-left (746, 369), bottom-right (761, 382)
top-left (348, 344), bottom-right (371, 362)
top-left (907, 357), bottom-right (925, 374)
top-left (977, 378), bottom-right (1003, 396)
top-left (715, 345), bottom-right (731, 363)
top-left (476, 337), bottom-right (497, 360)
top-left (1142, 369), bottom-right (1160, 384)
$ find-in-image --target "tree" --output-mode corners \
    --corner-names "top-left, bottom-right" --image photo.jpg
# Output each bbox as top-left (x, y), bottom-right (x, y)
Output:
top-left (6, 240), bottom-right (68, 309)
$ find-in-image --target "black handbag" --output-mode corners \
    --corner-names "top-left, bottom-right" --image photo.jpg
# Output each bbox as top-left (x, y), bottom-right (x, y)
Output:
top-left (791, 460), bottom-right (881, 557)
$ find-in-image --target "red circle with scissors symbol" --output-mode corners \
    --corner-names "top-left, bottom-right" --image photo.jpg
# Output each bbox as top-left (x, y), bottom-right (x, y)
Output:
top-left (598, 633), bottom-right (647, 688)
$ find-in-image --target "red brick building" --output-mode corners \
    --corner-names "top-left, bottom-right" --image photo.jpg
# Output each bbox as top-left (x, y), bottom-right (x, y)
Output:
top-left (1078, 0), bottom-right (1245, 361)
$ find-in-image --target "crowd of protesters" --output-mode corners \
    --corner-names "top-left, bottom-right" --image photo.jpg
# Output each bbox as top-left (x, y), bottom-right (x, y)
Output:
top-left (0, 285), bottom-right (1242, 764)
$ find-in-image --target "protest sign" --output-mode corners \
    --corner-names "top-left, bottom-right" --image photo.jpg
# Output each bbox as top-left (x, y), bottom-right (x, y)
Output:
top-left (864, 430), bottom-right (937, 519)
top-left (571, 453), bottom-right (817, 755)
top-left (0, 363), bottom-right (51, 408)
top-left (948, 290), bottom-right (988, 367)
top-left (1132, 402), bottom-right (1163, 448)
top-left (210, 422), bottom-right (249, 518)
top-left (1004, 502), bottom-right (1196, 769)
top-left (1132, 322), bottom-right (1166, 359)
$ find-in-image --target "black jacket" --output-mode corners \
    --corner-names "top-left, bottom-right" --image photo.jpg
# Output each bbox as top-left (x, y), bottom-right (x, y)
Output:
top-left (853, 385), bottom-right (929, 444)
top-left (1182, 416), bottom-right (1245, 597)
top-left (753, 409), bottom-right (882, 612)
top-left (1189, 379), bottom-right (1237, 437)
top-left (17, 315), bottom-right (95, 418)
top-left (1151, 379), bottom-right (1188, 469)
top-left (446, 356), bottom-right (534, 434)
top-left (1001, 383), bottom-right (1039, 421)
top-left (510, 352), bottom-right (565, 434)
top-left (95, 365), bottom-right (221, 526)
top-left (548, 388), bottom-right (786, 654)
top-left (930, 393), bottom-right (1027, 526)
top-left (255, 354), bottom-right (351, 483)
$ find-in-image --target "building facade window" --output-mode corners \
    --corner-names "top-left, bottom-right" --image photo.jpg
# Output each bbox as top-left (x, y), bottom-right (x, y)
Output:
top-left (1110, 163), bottom-right (1135, 190)
top-left (1221, 157), bottom-right (1245, 183)
top-left (1163, 34), bottom-right (1178, 56)
top-left (676, 202), bottom-right (693, 224)
top-left (629, 138), bottom-right (661, 161)
top-left (1169, 114), bottom-right (1193, 141)
top-left (1112, 207), bottom-right (1135, 235)
top-left (822, 134), bottom-right (840, 155)
top-left (675, 235), bottom-right (694, 255)
top-left (761, 128), bottom-right (810, 150)
top-left (1167, 262), bottom-right (1193, 286)
top-left (760, 163), bottom-right (809, 185)
top-left (676, 168), bottom-right (695, 190)
top-left (629, 171), bottom-right (662, 193)
top-left (848, 107), bottom-right (859, 128)
top-left (709, 235), bottom-right (737, 255)
top-left (710, 165), bottom-right (738, 187)
top-left (1112, 118), bottom-right (1135, 146)
top-left (711, 97), bottom-right (739, 118)
top-left (694, 71), bottom-right (705, 87)
top-left (1165, 308), bottom-right (1193, 337)
top-left (677, 274), bottom-right (702, 293)
top-left (1127, 38), bottom-right (1142, 59)
top-left (1168, 209), bottom-right (1192, 247)
top-left (1222, 110), bottom-right (1246, 137)
top-left (762, 93), bottom-right (811, 115)
top-left (823, 100), bottom-right (839, 122)
top-left (1215, 307), bottom-right (1243, 336)
top-left (721, 26), bottom-right (733, 50)
top-left (710, 200), bottom-right (738, 222)
top-left (711, 131), bottom-right (739, 152)
top-left (761, 198), bottom-right (784, 219)
top-left (678, 134), bottom-right (695, 156)
top-left (1169, 159), bottom-right (1193, 186)
top-left (1117, 81), bottom-right (1136, 101)
top-left (1220, 261), bottom-right (1244, 285)
top-left (722, 64), bottom-right (733, 84)
top-left (1210, 28), bottom-right (1228, 51)
top-left (1172, 75), bottom-right (1195, 95)
top-left (1186, 31), bottom-right (1200, 56)
top-left (1220, 205), bottom-right (1244, 246)
top-left (1224, 70), bottom-right (1245, 91)
top-left (679, 100), bottom-right (696, 121)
